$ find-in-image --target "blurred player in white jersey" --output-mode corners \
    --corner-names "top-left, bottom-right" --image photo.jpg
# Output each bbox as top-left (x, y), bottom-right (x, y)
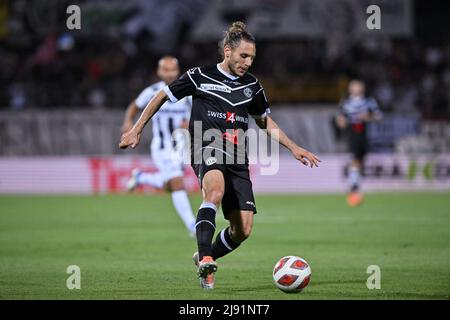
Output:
top-left (121, 56), bottom-right (196, 237)
top-left (335, 80), bottom-right (383, 206)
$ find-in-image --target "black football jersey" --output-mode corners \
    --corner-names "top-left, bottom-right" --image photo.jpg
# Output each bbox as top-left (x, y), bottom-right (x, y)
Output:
top-left (163, 64), bottom-right (271, 165)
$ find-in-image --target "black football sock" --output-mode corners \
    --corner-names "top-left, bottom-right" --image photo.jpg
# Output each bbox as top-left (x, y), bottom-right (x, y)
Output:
top-left (211, 227), bottom-right (241, 260)
top-left (195, 202), bottom-right (217, 261)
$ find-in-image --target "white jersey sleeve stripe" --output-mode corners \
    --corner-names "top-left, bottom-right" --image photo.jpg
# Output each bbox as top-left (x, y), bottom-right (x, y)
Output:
top-left (163, 85), bottom-right (178, 103)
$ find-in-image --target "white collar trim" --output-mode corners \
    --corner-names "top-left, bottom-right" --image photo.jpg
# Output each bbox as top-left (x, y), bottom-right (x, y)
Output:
top-left (217, 63), bottom-right (240, 80)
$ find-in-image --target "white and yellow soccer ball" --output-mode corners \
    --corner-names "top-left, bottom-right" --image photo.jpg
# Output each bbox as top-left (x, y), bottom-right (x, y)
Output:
top-left (273, 256), bottom-right (311, 293)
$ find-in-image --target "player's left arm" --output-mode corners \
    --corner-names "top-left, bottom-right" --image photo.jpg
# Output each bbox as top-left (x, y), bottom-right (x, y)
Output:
top-left (255, 116), bottom-right (321, 168)
top-left (250, 83), bottom-right (320, 168)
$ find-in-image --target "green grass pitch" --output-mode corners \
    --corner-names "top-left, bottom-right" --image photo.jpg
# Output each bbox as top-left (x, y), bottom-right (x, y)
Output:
top-left (0, 193), bottom-right (449, 299)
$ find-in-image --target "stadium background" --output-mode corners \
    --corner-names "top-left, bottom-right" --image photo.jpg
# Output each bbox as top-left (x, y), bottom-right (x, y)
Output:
top-left (1, 0), bottom-right (449, 194)
top-left (0, 0), bottom-right (449, 300)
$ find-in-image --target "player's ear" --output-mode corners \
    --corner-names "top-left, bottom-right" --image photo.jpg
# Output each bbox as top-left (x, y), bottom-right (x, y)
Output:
top-left (223, 45), bottom-right (232, 59)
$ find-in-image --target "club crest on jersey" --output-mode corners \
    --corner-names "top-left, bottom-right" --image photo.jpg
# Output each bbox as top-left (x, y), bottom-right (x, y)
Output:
top-left (243, 87), bottom-right (253, 98)
top-left (226, 112), bottom-right (236, 123)
top-left (188, 67), bottom-right (199, 74)
top-left (200, 83), bottom-right (231, 93)
top-left (205, 157), bottom-right (217, 166)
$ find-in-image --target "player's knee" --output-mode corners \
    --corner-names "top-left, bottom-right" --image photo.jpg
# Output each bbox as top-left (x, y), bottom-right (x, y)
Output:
top-left (232, 225), bottom-right (252, 242)
top-left (168, 177), bottom-right (185, 192)
top-left (241, 227), bottom-right (252, 241)
top-left (204, 189), bottom-right (224, 207)
top-left (243, 224), bottom-right (253, 239)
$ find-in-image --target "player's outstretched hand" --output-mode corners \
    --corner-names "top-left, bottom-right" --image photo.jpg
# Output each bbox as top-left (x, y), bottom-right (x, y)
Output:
top-left (119, 129), bottom-right (141, 149)
top-left (291, 146), bottom-right (321, 168)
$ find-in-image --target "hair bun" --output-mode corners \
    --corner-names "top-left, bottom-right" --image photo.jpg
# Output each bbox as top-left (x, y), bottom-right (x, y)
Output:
top-left (229, 21), bottom-right (246, 34)
top-left (218, 21), bottom-right (255, 58)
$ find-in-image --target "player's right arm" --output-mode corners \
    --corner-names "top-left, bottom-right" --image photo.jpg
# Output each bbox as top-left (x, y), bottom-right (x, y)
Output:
top-left (121, 100), bottom-right (139, 133)
top-left (119, 69), bottom-right (197, 149)
top-left (119, 90), bottom-right (168, 149)
top-left (180, 96), bottom-right (193, 129)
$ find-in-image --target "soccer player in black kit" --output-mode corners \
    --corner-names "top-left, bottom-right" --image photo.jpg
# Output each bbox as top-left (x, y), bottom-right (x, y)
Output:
top-left (119, 22), bottom-right (321, 290)
top-left (335, 80), bottom-right (382, 207)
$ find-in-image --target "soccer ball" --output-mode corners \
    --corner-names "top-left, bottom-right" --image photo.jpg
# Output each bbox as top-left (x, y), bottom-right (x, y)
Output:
top-left (273, 256), bottom-right (311, 293)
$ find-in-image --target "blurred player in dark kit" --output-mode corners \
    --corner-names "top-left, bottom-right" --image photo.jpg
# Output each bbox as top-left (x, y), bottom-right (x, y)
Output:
top-left (335, 80), bottom-right (383, 206)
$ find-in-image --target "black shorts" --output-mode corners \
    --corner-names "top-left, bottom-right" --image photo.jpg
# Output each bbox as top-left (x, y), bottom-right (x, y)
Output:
top-left (192, 161), bottom-right (257, 219)
top-left (348, 134), bottom-right (368, 161)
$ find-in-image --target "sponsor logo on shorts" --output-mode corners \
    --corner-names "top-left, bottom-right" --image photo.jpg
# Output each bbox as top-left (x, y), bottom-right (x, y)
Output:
top-left (246, 201), bottom-right (255, 207)
top-left (205, 157), bottom-right (217, 166)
